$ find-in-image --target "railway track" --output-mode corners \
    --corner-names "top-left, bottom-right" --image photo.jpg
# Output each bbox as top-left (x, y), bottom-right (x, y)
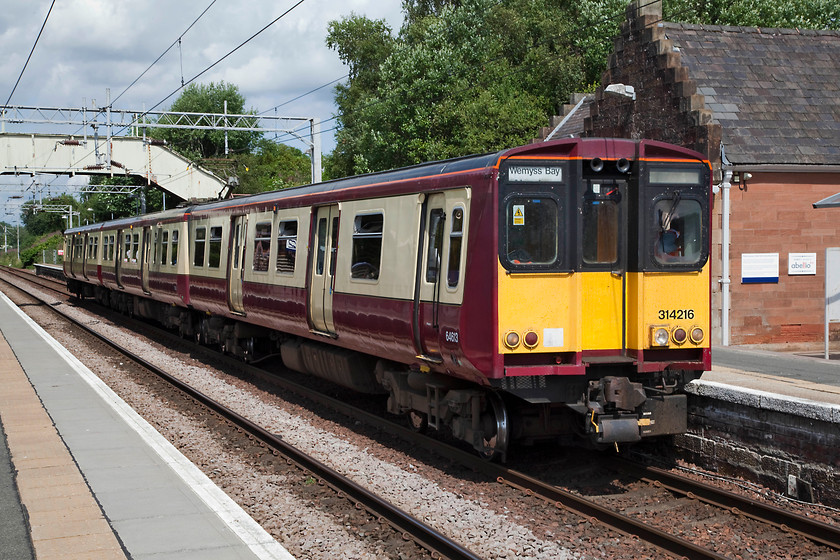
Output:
top-left (0, 268), bottom-right (481, 560)
top-left (4, 265), bottom-right (840, 559)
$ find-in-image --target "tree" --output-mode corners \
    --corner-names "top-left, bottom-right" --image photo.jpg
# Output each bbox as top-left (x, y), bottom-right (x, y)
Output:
top-left (664, 0), bottom-right (839, 28)
top-left (21, 194), bottom-right (80, 236)
top-left (326, 0), bottom-right (839, 178)
top-left (84, 176), bottom-right (165, 221)
top-left (327, 0), bottom-right (586, 177)
top-left (235, 139), bottom-right (312, 194)
top-left (150, 81), bottom-right (261, 160)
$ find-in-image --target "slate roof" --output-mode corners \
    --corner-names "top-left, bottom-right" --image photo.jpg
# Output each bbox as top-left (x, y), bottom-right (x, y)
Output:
top-left (661, 23), bottom-right (840, 166)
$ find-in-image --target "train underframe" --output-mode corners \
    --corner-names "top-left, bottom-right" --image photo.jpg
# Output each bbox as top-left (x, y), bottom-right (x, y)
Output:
top-left (73, 282), bottom-right (699, 462)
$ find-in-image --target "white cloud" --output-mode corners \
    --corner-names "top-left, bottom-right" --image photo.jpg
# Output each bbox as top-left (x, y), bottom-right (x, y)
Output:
top-left (0, 0), bottom-right (404, 153)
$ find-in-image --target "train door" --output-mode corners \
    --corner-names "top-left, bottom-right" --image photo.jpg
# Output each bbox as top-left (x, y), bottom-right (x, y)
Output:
top-left (115, 229), bottom-right (124, 288)
top-left (580, 178), bottom-right (628, 351)
top-left (308, 205), bottom-right (339, 335)
top-left (141, 226), bottom-right (152, 294)
top-left (227, 215), bottom-right (247, 314)
top-left (413, 193), bottom-right (446, 361)
top-left (81, 234), bottom-right (90, 280)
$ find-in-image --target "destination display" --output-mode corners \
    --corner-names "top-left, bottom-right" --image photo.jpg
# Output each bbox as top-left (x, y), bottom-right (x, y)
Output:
top-left (507, 165), bottom-right (563, 183)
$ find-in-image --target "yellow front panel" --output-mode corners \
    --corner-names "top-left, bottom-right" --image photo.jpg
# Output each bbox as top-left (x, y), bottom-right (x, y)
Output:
top-left (580, 272), bottom-right (623, 350)
top-left (497, 263), bottom-right (578, 353)
top-left (497, 266), bottom-right (625, 353)
top-left (625, 265), bottom-right (711, 350)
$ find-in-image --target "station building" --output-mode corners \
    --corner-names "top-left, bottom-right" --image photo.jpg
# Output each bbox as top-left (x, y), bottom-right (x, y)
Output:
top-left (544, 0), bottom-right (840, 348)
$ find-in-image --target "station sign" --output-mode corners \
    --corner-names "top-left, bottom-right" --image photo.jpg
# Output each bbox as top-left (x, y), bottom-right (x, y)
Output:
top-left (741, 253), bottom-right (778, 284)
top-left (788, 253), bottom-right (816, 275)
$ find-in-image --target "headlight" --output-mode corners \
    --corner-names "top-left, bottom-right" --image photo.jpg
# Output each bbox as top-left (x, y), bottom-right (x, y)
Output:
top-left (504, 331), bottom-right (520, 349)
top-left (690, 327), bottom-right (705, 344)
top-left (651, 327), bottom-right (670, 347)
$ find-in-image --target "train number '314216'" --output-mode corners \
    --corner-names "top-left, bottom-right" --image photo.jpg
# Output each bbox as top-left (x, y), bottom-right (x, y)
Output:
top-left (658, 309), bottom-right (695, 320)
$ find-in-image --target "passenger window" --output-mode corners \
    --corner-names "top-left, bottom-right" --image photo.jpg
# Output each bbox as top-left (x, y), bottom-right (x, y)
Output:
top-left (193, 227), bottom-right (206, 267)
top-left (653, 196), bottom-right (703, 266)
top-left (276, 220), bottom-right (298, 274)
top-left (253, 222), bottom-right (272, 272)
top-left (351, 213), bottom-right (383, 280)
top-left (505, 197), bottom-right (559, 265)
top-left (161, 231), bottom-right (169, 265)
top-left (447, 207), bottom-right (464, 288)
top-left (330, 218), bottom-right (339, 277)
top-left (582, 182), bottom-right (620, 265)
top-left (208, 226), bottom-right (222, 268)
top-left (170, 230), bottom-right (179, 266)
top-left (132, 233), bottom-right (139, 263)
top-left (425, 209), bottom-right (445, 283)
top-left (315, 218), bottom-right (327, 275)
top-left (93, 237), bottom-right (98, 259)
top-left (124, 234), bottom-right (132, 262)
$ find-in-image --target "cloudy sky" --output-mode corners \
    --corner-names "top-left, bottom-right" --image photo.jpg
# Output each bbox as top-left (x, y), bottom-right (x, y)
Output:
top-left (0, 0), bottom-right (404, 154)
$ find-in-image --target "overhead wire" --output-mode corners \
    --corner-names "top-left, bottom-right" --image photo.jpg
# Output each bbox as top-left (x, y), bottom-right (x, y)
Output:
top-left (111, 0), bottom-right (219, 106)
top-left (3, 0), bottom-right (56, 109)
top-left (45, 0), bottom-right (311, 190)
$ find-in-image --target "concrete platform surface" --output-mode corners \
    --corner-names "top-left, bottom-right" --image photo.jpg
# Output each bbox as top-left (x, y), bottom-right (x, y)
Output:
top-left (0, 290), bottom-right (293, 560)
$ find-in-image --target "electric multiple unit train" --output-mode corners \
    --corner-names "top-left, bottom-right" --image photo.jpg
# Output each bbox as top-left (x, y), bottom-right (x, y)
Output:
top-left (65, 138), bottom-right (712, 460)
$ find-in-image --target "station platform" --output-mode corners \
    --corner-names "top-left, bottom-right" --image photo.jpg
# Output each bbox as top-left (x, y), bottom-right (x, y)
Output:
top-left (0, 290), bottom-right (293, 560)
top-left (698, 346), bottom-right (840, 421)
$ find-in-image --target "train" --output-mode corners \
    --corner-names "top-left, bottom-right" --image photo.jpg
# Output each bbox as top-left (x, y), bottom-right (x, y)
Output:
top-left (64, 137), bottom-right (712, 460)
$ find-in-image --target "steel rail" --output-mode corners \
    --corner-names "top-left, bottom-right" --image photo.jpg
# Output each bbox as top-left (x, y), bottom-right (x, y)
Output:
top-left (0, 271), bottom-right (483, 560)
top-left (617, 458), bottom-right (840, 550)
top-left (9, 266), bottom-right (835, 558)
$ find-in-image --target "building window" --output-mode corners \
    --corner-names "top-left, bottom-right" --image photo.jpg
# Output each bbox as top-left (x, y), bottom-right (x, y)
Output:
top-left (351, 213), bottom-right (383, 280)
top-left (253, 221), bottom-right (271, 272)
top-left (276, 220), bottom-right (298, 274)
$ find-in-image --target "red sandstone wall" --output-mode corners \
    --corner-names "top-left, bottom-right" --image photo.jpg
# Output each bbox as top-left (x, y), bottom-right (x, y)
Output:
top-left (728, 172), bottom-right (840, 345)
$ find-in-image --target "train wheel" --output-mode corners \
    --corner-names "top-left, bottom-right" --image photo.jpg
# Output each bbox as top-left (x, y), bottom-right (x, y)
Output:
top-left (407, 410), bottom-right (428, 433)
top-left (479, 392), bottom-right (509, 462)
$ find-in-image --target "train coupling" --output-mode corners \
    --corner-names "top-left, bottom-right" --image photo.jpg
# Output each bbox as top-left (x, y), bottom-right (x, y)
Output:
top-left (572, 376), bottom-right (688, 444)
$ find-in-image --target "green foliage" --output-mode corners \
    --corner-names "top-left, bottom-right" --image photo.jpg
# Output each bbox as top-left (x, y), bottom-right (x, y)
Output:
top-left (85, 175), bottom-right (164, 221)
top-left (326, 0), bottom-right (839, 178)
top-left (235, 140), bottom-right (312, 194)
top-left (20, 233), bottom-right (63, 268)
top-left (21, 194), bottom-right (79, 236)
top-left (149, 81), bottom-right (262, 160)
top-left (328, 0), bottom-right (586, 177)
top-left (664, 0), bottom-right (840, 28)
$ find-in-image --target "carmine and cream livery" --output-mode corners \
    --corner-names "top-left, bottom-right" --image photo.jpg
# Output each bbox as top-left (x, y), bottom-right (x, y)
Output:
top-left (65, 138), bottom-right (712, 460)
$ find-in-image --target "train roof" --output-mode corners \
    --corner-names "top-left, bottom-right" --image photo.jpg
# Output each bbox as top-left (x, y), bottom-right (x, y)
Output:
top-left (65, 138), bottom-right (708, 235)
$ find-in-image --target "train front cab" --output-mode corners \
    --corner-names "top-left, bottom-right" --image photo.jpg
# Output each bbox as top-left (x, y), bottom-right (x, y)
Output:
top-left (493, 139), bottom-right (711, 447)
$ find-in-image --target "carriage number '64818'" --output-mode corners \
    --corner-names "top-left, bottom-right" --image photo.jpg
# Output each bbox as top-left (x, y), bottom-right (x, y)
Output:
top-left (658, 309), bottom-right (695, 320)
